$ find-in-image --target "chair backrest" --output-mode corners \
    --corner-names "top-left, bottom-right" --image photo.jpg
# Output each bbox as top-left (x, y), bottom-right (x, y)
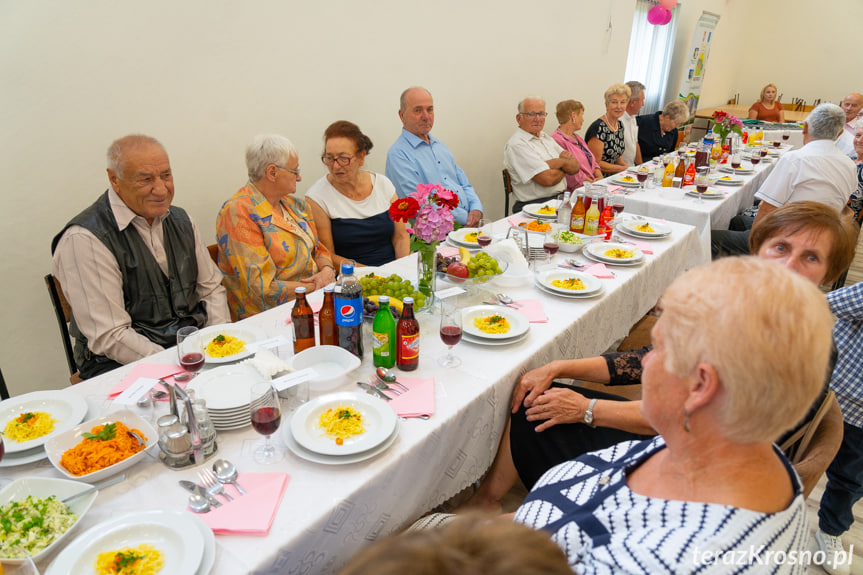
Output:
top-left (0, 367), bottom-right (9, 400)
top-left (44, 274), bottom-right (78, 377)
top-left (502, 169), bottom-right (513, 217)
top-left (207, 243), bottom-right (219, 265)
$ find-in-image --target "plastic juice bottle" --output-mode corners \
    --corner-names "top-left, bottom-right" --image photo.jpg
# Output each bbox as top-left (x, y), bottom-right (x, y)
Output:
top-left (335, 263), bottom-right (364, 359)
top-left (318, 285), bottom-right (337, 346)
top-left (372, 295), bottom-right (396, 368)
top-left (683, 159), bottom-right (696, 186)
top-left (598, 197), bottom-right (614, 239)
top-left (291, 287), bottom-right (315, 354)
top-left (583, 196), bottom-right (601, 236)
top-left (570, 192), bottom-right (586, 233)
top-left (396, 297), bottom-right (419, 371)
top-left (662, 161), bottom-right (675, 187)
top-left (752, 131), bottom-right (763, 145)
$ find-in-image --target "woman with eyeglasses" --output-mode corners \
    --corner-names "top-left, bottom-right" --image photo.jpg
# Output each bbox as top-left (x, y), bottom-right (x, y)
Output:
top-left (215, 134), bottom-right (336, 320)
top-left (306, 121), bottom-right (410, 268)
top-left (586, 83), bottom-right (632, 176)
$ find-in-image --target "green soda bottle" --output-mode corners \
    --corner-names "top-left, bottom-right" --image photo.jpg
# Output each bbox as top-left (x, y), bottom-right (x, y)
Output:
top-left (372, 295), bottom-right (396, 368)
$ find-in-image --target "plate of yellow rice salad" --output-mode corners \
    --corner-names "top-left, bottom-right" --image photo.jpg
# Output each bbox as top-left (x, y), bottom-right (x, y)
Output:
top-left (461, 305), bottom-right (529, 340)
top-left (0, 391), bottom-right (88, 454)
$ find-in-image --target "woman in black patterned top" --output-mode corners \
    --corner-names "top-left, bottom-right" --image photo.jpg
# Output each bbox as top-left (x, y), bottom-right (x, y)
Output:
top-left (586, 83), bottom-right (630, 176)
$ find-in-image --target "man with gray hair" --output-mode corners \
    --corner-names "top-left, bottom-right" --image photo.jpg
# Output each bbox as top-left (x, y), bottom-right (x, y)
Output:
top-left (386, 87), bottom-right (484, 227)
top-left (51, 134), bottom-right (229, 378)
top-left (836, 92), bottom-right (863, 159)
top-left (504, 96), bottom-right (580, 213)
top-left (712, 103), bottom-right (856, 258)
top-left (621, 81), bottom-right (645, 166)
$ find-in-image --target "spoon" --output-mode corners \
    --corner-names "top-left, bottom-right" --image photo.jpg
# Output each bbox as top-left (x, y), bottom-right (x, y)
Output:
top-left (496, 293), bottom-right (521, 307)
top-left (212, 459), bottom-right (246, 495)
top-left (189, 493), bottom-right (211, 513)
top-left (375, 368), bottom-right (409, 392)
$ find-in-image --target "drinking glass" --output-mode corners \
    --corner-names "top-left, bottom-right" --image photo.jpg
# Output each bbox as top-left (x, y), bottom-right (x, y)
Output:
top-left (249, 382), bottom-right (283, 464)
top-left (612, 194), bottom-right (625, 223)
top-left (438, 302), bottom-right (462, 368)
top-left (677, 144), bottom-right (687, 156)
top-left (730, 153), bottom-right (741, 170)
top-left (782, 130), bottom-right (790, 142)
top-left (636, 167), bottom-right (649, 190)
top-left (543, 229), bottom-right (559, 265)
top-left (760, 146), bottom-right (769, 158)
top-left (476, 218), bottom-right (492, 248)
top-left (176, 326), bottom-right (204, 381)
top-left (694, 167), bottom-right (710, 204)
top-left (4, 550), bottom-right (40, 575)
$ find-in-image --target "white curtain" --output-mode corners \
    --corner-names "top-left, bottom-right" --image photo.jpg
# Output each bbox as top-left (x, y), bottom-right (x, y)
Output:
top-left (624, 0), bottom-right (680, 115)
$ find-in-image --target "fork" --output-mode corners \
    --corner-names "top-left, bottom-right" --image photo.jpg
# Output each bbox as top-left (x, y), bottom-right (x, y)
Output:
top-left (199, 469), bottom-right (234, 502)
top-left (373, 379), bottom-right (402, 396)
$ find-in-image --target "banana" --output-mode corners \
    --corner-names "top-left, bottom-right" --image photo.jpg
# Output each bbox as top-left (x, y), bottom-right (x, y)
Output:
top-left (458, 246), bottom-right (472, 264)
top-left (368, 295), bottom-right (403, 313)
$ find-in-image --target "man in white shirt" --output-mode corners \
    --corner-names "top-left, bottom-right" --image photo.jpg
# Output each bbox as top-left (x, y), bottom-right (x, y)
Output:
top-left (504, 97), bottom-right (580, 214)
top-left (52, 135), bottom-right (229, 378)
top-left (621, 81), bottom-right (645, 167)
top-left (836, 93), bottom-right (863, 159)
top-left (712, 103), bottom-right (856, 258)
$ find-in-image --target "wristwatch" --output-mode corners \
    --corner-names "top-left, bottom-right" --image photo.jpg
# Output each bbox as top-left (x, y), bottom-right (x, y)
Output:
top-left (584, 398), bottom-right (598, 428)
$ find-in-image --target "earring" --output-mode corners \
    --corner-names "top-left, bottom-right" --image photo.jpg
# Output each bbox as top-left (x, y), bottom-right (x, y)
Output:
top-left (683, 410), bottom-right (691, 433)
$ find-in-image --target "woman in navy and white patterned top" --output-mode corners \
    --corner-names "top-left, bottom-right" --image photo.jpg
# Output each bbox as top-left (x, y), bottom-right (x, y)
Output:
top-left (515, 257), bottom-right (835, 574)
top-left (586, 84), bottom-right (631, 177)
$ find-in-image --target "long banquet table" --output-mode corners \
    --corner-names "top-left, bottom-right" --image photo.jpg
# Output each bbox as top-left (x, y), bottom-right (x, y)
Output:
top-left (6, 218), bottom-right (700, 574)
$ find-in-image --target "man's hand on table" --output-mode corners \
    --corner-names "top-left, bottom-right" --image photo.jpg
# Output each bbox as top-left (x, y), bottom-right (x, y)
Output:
top-left (466, 210), bottom-right (483, 228)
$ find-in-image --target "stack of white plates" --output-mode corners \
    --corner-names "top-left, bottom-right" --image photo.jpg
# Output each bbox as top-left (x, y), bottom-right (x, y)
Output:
top-left (684, 187), bottom-right (725, 200)
top-left (584, 242), bottom-right (645, 266)
top-left (719, 165), bottom-right (754, 175)
top-left (521, 200), bottom-right (560, 219)
top-left (714, 174), bottom-right (743, 186)
top-left (282, 392), bottom-right (399, 465)
top-left (0, 391), bottom-right (89, 468)
top-left (535, 270), bottom-right (605, 299)
top-left (186, 365), bottom-right (266, 430)
top-left (616, 219), bottom-right (672, 239)
top-left (461, 305), bottom-right (530, 346)
top-left (610, 174), bottom-right (642, 187)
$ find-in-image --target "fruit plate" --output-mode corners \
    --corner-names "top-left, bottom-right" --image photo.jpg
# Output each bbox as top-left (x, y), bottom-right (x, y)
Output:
top-left (437, 259), bottom-right (508, 286)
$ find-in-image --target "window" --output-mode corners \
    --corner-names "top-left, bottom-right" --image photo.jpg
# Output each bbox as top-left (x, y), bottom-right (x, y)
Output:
top-left (624, 0), bottom-right (680, 115)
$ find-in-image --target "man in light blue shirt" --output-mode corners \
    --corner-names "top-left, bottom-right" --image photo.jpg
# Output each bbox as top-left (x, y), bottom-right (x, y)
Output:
top-left (386, 87), bottom-right (484, 227)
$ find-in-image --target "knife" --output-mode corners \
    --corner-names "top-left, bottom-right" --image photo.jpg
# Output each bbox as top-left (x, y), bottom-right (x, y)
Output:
top-left (62, 473), bottom-right (127, 504)
top-left (179, 480), bottom-right (222, 507)
top-left (356, 382), bottom-right (391, 401)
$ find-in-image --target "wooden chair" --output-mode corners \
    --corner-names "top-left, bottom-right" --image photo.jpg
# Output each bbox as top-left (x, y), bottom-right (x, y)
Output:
top-left (44, 275), bottom-right (83, 384)
top-left (502, 169), bottom-right (513, 217)
top-left (0, 368), bottom-right (10, 400)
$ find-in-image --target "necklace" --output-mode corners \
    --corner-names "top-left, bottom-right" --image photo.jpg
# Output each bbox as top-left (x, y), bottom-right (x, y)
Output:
top-left (602, 114), bottom-right (619, 132)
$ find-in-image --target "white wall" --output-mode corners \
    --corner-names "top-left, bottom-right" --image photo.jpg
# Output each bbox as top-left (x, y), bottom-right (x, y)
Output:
top-left (0, 0), bottom-right (853, 396)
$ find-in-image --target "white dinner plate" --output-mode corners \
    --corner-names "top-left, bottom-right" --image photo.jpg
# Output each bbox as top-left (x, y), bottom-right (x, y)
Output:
top-left (198, 324), bottom-right (268, 364)
top-left (616, 219), bottom-right (673, 238)
top-left (521, 200), bottom-right (560, 219)
top-left (0, 391), bottom-right (89, 454)
top-left (584, 242), bottom-right (644, 264)
top-left (188, 512), bottom-right (216, 575)
top-left (534, 280), bottom-right (605, 299)
top-left (187, 364), bottom-right (265, 410)
top-left (684, 188), bottom-right (725, 199)
top-left (447, 228), bottom-right (483, 248)
top-left (535, 270), bottom-right (603, 296)
top-left (45, 509), bottom-right (205, 575)
top-left (290, 392), bottom-right (398, 456)
top-left (462, 330), bottom-right (530, 346)
top-left (719, 165), bottom-right (753, 175)
top-left (714, 175), bottom-right (743, 186)
top-left (461, 305), bottom-right (530, 340)
top-left (583, 250), bottom-right (644, 267)
top-left (283, 416), bottom-right (399, 465)
top-left (611, 174), bottom-right (641, 187)
top-left (0, 445), bottom-right (48, 467)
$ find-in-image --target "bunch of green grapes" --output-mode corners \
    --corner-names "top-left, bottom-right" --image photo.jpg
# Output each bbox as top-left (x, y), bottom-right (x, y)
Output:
top-left (466, 252), bottom-right (502, 279)
top-left (358, 273), bottom-right (427, 308)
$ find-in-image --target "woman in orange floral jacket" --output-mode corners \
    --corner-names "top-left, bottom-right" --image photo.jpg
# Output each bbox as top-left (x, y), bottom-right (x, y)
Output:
top-left (216, 134), bottom-right (336, 320)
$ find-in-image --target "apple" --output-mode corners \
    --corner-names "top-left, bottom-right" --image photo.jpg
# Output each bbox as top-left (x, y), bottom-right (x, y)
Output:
top-left (446, 262), bottom-right (469, 282)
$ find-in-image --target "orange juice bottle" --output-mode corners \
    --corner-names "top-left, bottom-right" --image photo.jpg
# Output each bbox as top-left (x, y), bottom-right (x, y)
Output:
top-left (662, 161), bottom-right (675, 187)
top-left (751, 131), bottom-right (763, 146)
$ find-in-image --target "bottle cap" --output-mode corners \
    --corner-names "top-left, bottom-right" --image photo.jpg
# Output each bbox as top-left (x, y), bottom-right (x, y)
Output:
top-left (295, 286), bottom-right (306, 294)
top-left (403, 297), bottom-right (414, 304)
top-left (324, 285), bottom-right (334, 293)
top-left (379, 295), bottom-right (389, 303)
top-left (341, 263), bottom-right (354, 275)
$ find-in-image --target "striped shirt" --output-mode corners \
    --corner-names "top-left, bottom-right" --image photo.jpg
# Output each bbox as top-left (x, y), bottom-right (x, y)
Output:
top-left (827, 282), bottom-right (863, 428)
top-left (515, 438), bottom-right (809, 574)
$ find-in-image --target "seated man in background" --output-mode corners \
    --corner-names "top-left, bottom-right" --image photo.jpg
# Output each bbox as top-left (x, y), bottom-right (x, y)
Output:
top-left (836, 92), bottom-right (863, 159)
top-left (712, 103), bottom-right (856, 258)
top-left (620, 80), bottom-right (645, 167)
top-left (386, 87), bottom-right (484, 227)
top-left (504, 96), bottom-right (580, 214)
top-left (52, 135), bottom-right (229, 379)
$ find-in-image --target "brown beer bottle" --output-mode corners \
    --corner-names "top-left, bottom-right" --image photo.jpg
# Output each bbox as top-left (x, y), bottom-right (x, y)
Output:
top-left (318, 285), bottom-right (337, 346)
top-left (291, 287), bottom-right (315, 353)
top-left (396, 297), bottom-right (419, 371)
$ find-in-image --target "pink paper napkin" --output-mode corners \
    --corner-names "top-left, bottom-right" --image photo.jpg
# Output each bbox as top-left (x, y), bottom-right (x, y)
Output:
top-left (193, 472), bottom-right (290, 535)
top-left (582, 263), bottom-right (615, 279)
top-left (513, 299), bottom-right (547, 323)
top-left (437, 245), bottom-right (460, 258)
top-left (625, 240), bottom-right (653, 254)
top-left (109, 364), bottom-right (186, 400)
top-left (381, 377), bottom-right (435, 418)
top-left (605, 185), bottom-right (624, 193)
top-left (284, 300), bottom-right (323, 325)
top-left (507, 216), bottom-right (531, 227)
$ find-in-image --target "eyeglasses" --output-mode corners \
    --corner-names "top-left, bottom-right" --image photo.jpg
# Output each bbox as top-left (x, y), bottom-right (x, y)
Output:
top-left (275, 164), bottom-right (301, 177)
top-left (520, 112), bottom-right (547, 118)
top-left (321, 155), bottom-right (355, 167)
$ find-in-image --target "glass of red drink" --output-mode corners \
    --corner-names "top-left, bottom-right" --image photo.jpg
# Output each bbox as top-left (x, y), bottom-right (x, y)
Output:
top-left (250, 382), bottom-right (284, 464)
top-left (694, 167), bottom-right (710, 204)
top-left (782, 130), bottom-right (790, 142)
top-left (477, 219), bottom-right (492, 248)
top-left (438, 302), bottom-right (462, 368)
top-left (177, 327), bottom-right (204, 380)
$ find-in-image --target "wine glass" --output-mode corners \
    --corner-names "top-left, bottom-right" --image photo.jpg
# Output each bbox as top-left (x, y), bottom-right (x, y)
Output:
top-left (677, 143), bottom-right (687, 157)
top-left (636, 167), bottom-right (649, 190)
top-left (730, 153), bottom-right (741, 170)
top-left (543, 229), bottom-right (559, 266)
top-left (176, 326), bottom-right (204, 381)
top-left (476, 218), bottom-right (492, 248)
top-left (749, 152), bottom-right (761, 167)
top-left (694, 166), bottom-right (710, 204)
top-left (249, 382), bottom-right (283, 464)
top-left (760, 146), bottom-right (769, 158)
top-left (5, 550), bottom-right (40, 575)
top-left (438, 302), bottom-right (462, 368)
top-left (612, 194), bottom-right (625, 223)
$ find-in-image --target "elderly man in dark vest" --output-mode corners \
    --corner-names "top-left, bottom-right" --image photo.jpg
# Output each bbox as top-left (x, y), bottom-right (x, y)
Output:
top-left (51, 135), bottom-right (229, 379)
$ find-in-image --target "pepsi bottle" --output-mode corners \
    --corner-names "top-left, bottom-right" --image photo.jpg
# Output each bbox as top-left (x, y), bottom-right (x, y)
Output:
top-left (335, 263), bottom-right (364, 359)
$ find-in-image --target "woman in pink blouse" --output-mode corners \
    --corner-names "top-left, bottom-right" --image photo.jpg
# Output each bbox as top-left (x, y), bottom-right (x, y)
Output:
top-left (551, 100), bottom-right (603, 191)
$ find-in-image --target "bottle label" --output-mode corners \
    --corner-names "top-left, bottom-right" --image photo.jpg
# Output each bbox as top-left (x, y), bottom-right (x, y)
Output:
top-left (372, 332), bottom-right (390, 357)
top-left (399, 334), bottom-right (419, 361)
top-left (570, 216), bottom-right (585, 232)
top-left (335, 297), bottom-right (363, 327)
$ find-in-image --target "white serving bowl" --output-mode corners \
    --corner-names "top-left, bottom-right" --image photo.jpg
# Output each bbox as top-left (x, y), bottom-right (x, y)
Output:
top-left (555, 231), bottom-right (591, 253)
top-left (0, 477), bottom-right (98, 563)
top-left (290, 345), bottom-right (362, 392)
top-left (45, 410), bottom-right (158, 483)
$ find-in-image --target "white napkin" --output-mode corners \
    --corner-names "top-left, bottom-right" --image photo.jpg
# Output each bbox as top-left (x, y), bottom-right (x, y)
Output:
top-left (241, 348), bottom-right (290, 379)
top-left (487, 238), bottom-right (528, 268)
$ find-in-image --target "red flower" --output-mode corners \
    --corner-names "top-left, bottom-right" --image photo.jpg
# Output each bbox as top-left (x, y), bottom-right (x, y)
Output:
top-left (388, 196), bottom-right (420, 222)
top-left (712, 110), bottom-right (727, 122)
top-left (432, 187), bottom-right (459, 210)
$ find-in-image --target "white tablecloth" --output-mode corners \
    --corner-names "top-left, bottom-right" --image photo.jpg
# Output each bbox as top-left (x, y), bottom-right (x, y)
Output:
top-left (5, 220), bottom-right (700, 574)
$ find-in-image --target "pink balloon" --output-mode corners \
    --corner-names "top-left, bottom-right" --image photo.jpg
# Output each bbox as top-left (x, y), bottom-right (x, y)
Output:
top-left (662, 7), bottom-right (673, 24)
top-left (647, 5), bottom-right (669, 25)
top-left (660, 0), bottom-right (678, 9)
